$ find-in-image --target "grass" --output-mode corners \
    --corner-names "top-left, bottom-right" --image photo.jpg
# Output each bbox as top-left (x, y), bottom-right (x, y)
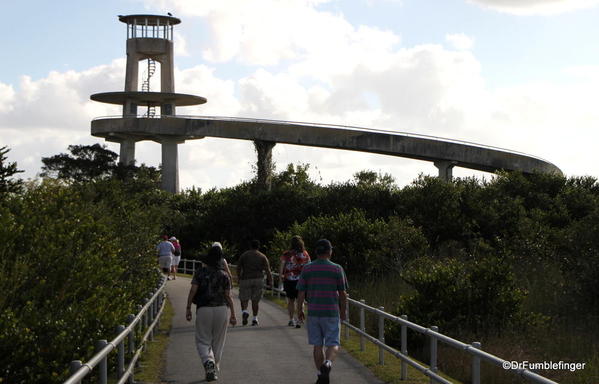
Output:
top-left (133, 296), bottom-right (174, 384)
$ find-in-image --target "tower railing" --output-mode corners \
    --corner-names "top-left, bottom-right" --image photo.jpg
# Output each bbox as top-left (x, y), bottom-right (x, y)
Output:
top-left (125, 19), bottom-right (174, 40)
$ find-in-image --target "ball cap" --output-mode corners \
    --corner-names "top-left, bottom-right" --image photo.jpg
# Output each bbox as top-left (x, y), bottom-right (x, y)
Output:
top-left (169, 236), bottom-right (177, 241)
top-left (212, 242), bottom-right (223, 249)
top-left (315, 239), bottom-right (333, 254)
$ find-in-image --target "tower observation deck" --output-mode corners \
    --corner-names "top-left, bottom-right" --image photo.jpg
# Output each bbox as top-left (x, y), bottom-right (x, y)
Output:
top-left (91, 14), bottom-right (561, 194)
top-left (91, 14), bottom-right (206, 193)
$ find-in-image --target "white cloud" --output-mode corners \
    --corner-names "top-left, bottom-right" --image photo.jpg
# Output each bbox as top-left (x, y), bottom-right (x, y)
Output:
top-left (145, 0), bottom-right (399, 69)
top-left (467, 0), bottom-right (599, 15)
top-left (0, 83), bottom-right (15, 114)
top-left (174, 65), bottom-right (241, 116)
top-left (174, 31), bottom-right (190, 56)
top-left (446, 33), bottom-right (474, 50)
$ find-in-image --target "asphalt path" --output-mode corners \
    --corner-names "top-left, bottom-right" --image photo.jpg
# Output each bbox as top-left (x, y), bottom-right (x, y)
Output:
top-left (163, 276), bottom-right (384, 384)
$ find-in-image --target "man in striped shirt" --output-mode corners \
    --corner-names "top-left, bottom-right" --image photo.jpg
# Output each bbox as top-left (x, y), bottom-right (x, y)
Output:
top-left (297, 239), bottom-right (349, 384)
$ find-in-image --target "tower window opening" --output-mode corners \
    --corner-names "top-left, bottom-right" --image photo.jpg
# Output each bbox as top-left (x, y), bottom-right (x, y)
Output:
top-left (138, 59), bottom-right (162, 93)
top-left (125, 19), bottom-right (174, 40)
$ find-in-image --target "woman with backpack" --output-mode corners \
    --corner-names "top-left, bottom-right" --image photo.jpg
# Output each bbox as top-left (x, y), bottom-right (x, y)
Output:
top-left (186, 244), bottom-right (237, 382)
top-left (169, 236), bottom-right (182, 280)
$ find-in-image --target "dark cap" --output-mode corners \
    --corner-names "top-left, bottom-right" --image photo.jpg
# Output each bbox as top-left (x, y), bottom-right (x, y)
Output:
top-left (315, 239), bottom-right (333, 254)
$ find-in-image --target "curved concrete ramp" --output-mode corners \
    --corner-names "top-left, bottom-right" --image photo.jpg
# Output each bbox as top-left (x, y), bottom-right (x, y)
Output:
top-left (92, 116), bottom-right (562, 175)
top-left (164, 277), bottom-right (384, 384)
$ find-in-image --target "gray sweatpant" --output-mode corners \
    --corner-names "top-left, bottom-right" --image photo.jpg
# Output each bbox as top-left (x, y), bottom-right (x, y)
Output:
top-left (195, 305), bottom-right (229, 366)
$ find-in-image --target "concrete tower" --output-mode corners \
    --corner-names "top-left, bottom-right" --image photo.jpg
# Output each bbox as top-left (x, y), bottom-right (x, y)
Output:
top-left (91, 14), bottom-right (206, 193)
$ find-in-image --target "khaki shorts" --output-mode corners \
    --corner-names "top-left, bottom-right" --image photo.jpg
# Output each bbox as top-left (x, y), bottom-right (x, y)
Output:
top-left (239, 278), bottom-right (264, 302)
top-left (158, 255), bottom-right (172, 269)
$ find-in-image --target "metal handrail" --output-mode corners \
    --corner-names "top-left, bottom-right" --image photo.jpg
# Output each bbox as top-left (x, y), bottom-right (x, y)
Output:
top-left (91, 114), bottom-right (552, 163)
top-left (343, 297), bottom-right (558, 384)
top-left (62, 275), bottom-right (167, 384)
top-left (177, 258), bottom-right (203, 275)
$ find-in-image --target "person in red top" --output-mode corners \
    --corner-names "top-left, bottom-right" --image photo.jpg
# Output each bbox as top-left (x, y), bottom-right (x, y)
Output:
top-left (279, 235), bottom-right (311, 328)
top-left (169, 236), bottom-right (182, 280)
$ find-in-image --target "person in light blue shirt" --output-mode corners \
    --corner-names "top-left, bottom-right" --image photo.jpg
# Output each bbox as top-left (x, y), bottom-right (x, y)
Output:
top-left (156, 235), bottom-right (175, 280)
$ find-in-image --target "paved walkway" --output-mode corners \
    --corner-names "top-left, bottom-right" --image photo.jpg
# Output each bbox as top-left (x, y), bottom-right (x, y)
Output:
top-left (164, 277), bottom-right (384, 384)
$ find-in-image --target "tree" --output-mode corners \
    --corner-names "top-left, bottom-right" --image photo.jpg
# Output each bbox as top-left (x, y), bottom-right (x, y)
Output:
top-left (353, 170), bottom-right (395, 188)
top-left (0, 146), bottom-right (24, 194)
top-left (41, 144), bottom-right (118, 182)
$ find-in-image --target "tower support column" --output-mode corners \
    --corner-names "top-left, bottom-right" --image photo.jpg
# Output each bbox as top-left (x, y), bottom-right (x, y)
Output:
top-left (119, 138), bottom-right (136, 166)
top-left (434, 160), bottom-right (456, 181)
top-left (254, 140), bottom-right (276, 191)
top-left (161, 138), bottom-right (183, 193)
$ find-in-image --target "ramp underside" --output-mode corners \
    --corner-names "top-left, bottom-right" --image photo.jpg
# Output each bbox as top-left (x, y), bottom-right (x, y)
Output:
top-left (91, 116), bottom-right (562, 175)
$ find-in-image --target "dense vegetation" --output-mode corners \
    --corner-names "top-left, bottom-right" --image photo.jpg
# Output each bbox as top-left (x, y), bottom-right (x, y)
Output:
top-left (2, 143), bottom-right (598, 383)
top-left (168, 165), bottom-right (599, 383)
top-left (0, 147), bottom-right (170, 384)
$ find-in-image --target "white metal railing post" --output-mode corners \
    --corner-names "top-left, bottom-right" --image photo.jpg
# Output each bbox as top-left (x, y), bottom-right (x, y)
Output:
top-left (116, 325), bottom-right (126, 379)
top-left (126, 314), bottom-right (135, 357)
top-left (127, 313), bottom-right (136, 384)
top-left (96, 340), bottom-right (108, 384)
top-left (401, 315), bottom-right (408, 380)
top-left (430, 326), bottom-right (438, 383)
top-left (148, 296), bottom-right (154, 341)
top-left (344, 300), bottom-right (350, 340)
top-left (69, 360), bottom-right (82, 384)
top-left (136, 304), bottom-right (143, 345)
top-left (378, 306), bottom-right (385, 365)
top-left (472, 342), bottom-right (481, 384)
top-left (156, 293), bottom-right (162, 329)
top-left (359, 300), bottom-right (366, 351)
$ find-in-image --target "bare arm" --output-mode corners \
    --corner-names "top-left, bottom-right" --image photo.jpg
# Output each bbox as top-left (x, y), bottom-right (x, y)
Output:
top-left (338, 290), bottom-right (348, 321)
top-left (278, 261), bottom-right (285, 287)
top-left (223, 259), bottom-right (233, 286)
top-left (224, 289), bottom-right (237, 325)
top-left (185, 284), bottom-right (198, 322)
top-left (264, 258), bottom-right (273, 287)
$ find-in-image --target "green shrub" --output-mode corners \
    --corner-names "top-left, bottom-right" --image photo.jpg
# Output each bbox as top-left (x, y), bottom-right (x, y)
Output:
top-left (387, 256), bottom-right (528, 342)
top-left (269, 209), bottom-right (428, 277)
top-left (0, 179), bottom-right (166, 384)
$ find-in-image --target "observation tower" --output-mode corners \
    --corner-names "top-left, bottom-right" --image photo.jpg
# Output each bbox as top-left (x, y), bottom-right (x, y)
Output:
top-left (91, 14), bottom-right (561, 194)
top-left (91, 14), bottom-right (205, 193)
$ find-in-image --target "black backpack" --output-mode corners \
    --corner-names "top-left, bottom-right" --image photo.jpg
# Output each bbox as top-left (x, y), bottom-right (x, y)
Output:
top-left (192, 267), bottom-right (217, 307)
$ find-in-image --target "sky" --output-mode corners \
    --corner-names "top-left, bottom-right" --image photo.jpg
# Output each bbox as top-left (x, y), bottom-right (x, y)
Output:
top-left (2, 0), bottom-right (599, 190)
